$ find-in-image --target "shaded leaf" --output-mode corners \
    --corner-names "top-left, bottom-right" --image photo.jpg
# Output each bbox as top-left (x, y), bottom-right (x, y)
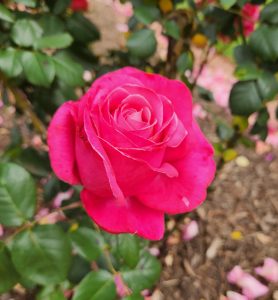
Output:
top-left (0, 242), bottom-right (20, 294)
top-left (11, 224), bottom-right (72, 285)
top-left (122, 251), bottom-right (161, 293)
top-left (229, 81), bottom-right (262, 116)
top-left (70, 227), bottom-right (102, 262)
top-left (127, 29), bottom-right (157, 58)
top-left (35, 33), bottom-right (73, 50)
top-left (53, 52), bottom-right (84, 86)
top-left (0, 4), bottom-right (15, 23)
top-left (21, 51), bottom-right (55, 87)
top-left (0, 48), bottom-right (22, 78)
top-left (134, 5), bottom-right (160, 25)
top-left (73, 271), bottom-right (116, 300)
top-left (12, 19), bottom-right (43, 47)
top-left (0, 163), bottom-right (36, 227)
top-left (118, 234), bottom-right (140, 268)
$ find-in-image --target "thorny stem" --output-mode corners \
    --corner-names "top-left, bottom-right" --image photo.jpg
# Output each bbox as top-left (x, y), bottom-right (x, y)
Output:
top-left (0, 73), bottom-right (47, 138)
top-left (192, 44), bottom-right (213, 90)
top-left (93, 223), bottom-right (118, 275)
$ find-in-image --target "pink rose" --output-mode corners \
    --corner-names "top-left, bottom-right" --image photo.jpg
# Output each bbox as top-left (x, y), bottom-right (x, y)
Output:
top-left (70, 0), bottom-right (88, 11)
top-left (47, 67), bottom-right (215, 240)
top-left (241, 3), bottom-right (260, 37)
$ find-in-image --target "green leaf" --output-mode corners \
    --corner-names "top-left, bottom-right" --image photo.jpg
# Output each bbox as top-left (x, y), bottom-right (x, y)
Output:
top-left (53, 52), bottom-right (84, 86)
top-left (229, 81), bottom-right (262, 116)
top-left (36, 286), bottom-right (66, 300)
top-left (0, 163), bottom-right (36, 227)
top-left (216, 122), bottom-right (235, 141)
top-left (164, 20), bottom-right (180, 39)
top-left (234, 64), bottom-right (262, 81)
top-left (134, 5), bottom-right (160, 25)
top-left (16, 147), bottom-right (51, 177)
top-left (11, 224), bottom-right (72, 285)
top-left (249, 25), bottom-right (278, 61)
top-left (196, 86), bottom-right (214, 102)
top-left (223, 148), bottom-right (237, 162)
top-left (11, 19), bottom-right (43, 47)
top-left (220, 0), bottom-right (237, 9)
top-left (256, 108), bottom-right (269, 126)
top-left (0, 4), bottom-right (15, 23)
top-left (21, 51), bottom-right (55, 87)
top-left (38, 14), bottom-right (65, 35)
top-left (73, 271), bottom-right (116, 300)
top-left (0, 48), bottom-right (23, 78)
top-left (176, 52), bottom-right (193, 73)
top-left (0, 242), bottom-right (20, 294)
top-left (234, 45), bottom-right (254, 65)
top-left (35, 33), bottom-right (73, 50)
top-left (14, 0), bottom-right (37, 7)
top-left (70, 227), bottom-right (102, 262)
top-left (68, 255), bottom-right (91, 284)
top-left (122, 251), bottom-right (161, 293)
top-left (66, 12), bottom-right (100, 44)
top-left (250, 108), bottom-right (269, 140)
top-left (257, 71), bottom-right (278, 101)
top-left (127, 29), bottom-right (157, 58)
top-left (118, 234), bottom-right (140, 268)
top-left (260, 1), bottom-right (278, 25)
top-left (46, 0), bottom-right (71, 14)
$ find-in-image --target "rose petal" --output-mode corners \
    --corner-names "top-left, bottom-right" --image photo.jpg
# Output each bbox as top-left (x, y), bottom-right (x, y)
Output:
top-left (47, 102), bottom-right (80, 184)
top-left (84, 110), bottom-right (126, 204)
top-left (255, 257), bottom-right (278, 283)
top-left (182, 220), bottom-right (199, 241)
top-left (227, 266), bottom-right (269, 299)
top-left (137, 121), bottom-right (215, 214)
top-left (121, 67), bottom-right (193, 128)
top-left (227, 291), bottom-right (248, 300)
top-left (81, 189), bottom-right (165, 240)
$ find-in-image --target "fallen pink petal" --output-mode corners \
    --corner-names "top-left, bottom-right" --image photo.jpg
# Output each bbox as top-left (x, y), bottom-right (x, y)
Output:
top-left (227, 266), bottom-right (269, 299)
top-left (255, 257), bottom-right (278, 283)
top-left (182, 220), bottom-right (199, 241)
top-left (227, 291), bottom-right (248, 300)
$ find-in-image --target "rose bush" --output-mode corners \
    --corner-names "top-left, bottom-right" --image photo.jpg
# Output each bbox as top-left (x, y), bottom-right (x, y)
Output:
top-left (48, 67), bottom-right (215, 240)
top-left (71, 0), bottom-right (88, 11)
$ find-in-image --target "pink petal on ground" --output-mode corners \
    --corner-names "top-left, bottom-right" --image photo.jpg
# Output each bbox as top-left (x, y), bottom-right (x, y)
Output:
top-left (182, 220), bottom-right (199, 241)
top-left (227, 291), bottom-right (248, 300)
top-left (255, 258), bottom-right (278, 283)
top-left (227, 266), bottom-right (269, 299)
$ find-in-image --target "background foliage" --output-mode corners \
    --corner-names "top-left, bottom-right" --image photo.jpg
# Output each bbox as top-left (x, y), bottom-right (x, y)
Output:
top-left (0, 0), bottom-right (277, 299)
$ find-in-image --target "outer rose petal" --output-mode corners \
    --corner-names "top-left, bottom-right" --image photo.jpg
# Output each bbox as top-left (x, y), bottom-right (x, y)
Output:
top-left (47, 102), bottom-right (80, 184)
top-left (81, 189), bottom-right (165, 240)
top-left (137, 121), bottom-right (215, 214)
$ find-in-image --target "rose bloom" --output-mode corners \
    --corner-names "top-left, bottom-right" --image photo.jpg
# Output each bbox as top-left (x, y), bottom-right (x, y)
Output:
top-left (48, 67), bottom-right (215, 240)
top-left (241, 3), bottom-right (260, 37)
top-left (70, 0), bottom-right (88, 11)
